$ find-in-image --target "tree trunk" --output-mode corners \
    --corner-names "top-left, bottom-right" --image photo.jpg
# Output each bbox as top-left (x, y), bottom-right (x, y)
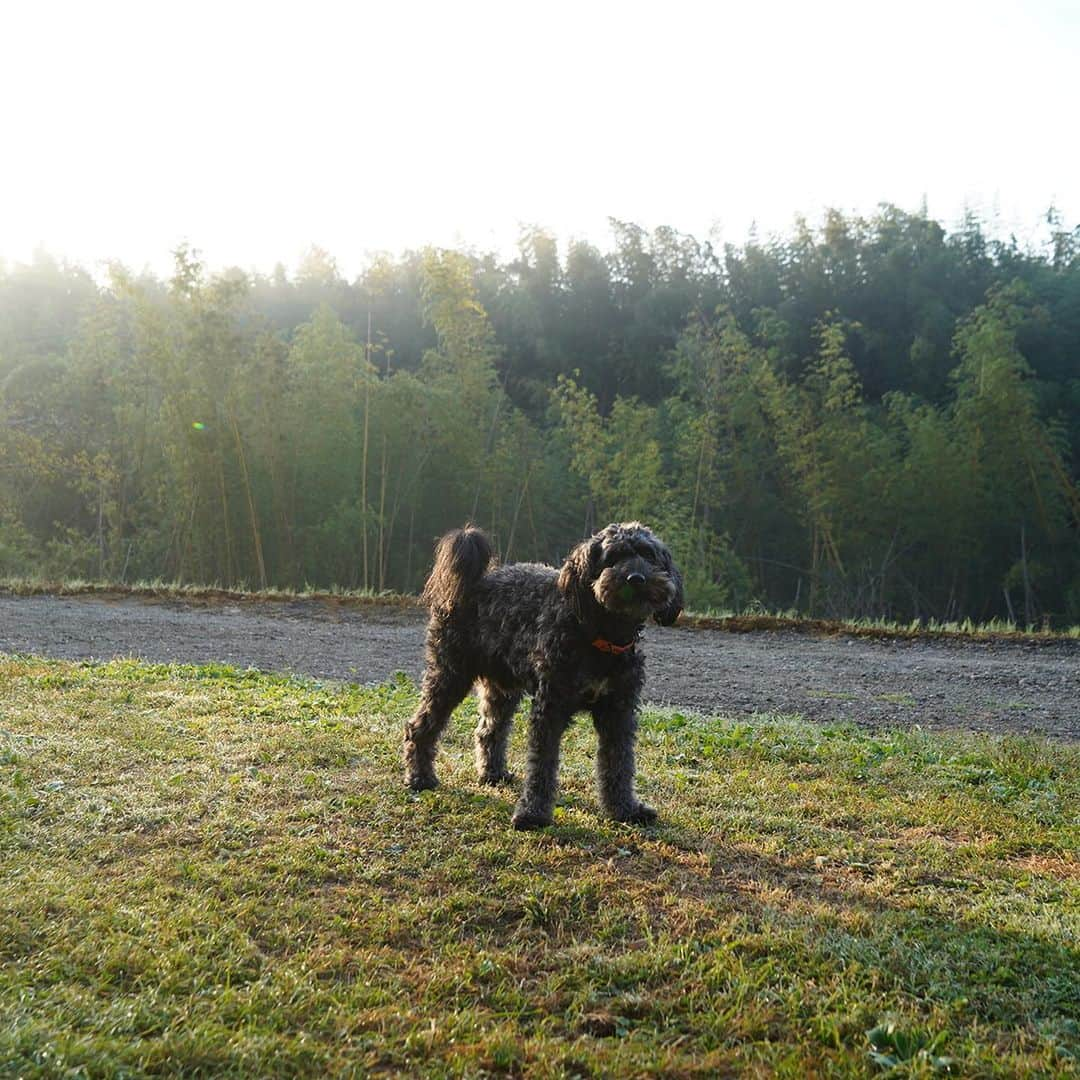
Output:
top-left (229, 410), bottom-right (267, 590)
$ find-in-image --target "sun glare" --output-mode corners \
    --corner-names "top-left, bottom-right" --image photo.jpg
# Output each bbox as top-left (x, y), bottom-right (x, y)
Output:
top-left (1, 0), bottom-right (1077, 273)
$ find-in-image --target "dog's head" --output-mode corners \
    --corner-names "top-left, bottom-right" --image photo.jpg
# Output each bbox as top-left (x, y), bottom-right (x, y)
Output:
top-left (557, 522), bottom-right (684, 626)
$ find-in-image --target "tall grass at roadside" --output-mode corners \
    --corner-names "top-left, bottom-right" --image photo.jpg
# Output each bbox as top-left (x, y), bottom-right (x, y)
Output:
top-left (4, 578), bottom-right (1079, 641)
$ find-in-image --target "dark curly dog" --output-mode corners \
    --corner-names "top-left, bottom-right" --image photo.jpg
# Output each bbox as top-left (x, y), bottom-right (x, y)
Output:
top-left (403, 522), bottom-right (683, 829)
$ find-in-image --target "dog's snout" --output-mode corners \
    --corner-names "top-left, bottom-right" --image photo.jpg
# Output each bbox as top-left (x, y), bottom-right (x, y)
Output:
top-left (626, 572), bottom-right (646, 586)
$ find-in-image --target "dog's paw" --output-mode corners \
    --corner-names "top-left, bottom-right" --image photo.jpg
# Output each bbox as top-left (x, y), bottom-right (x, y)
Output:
top-left (406, 772), bottom-right (439, 792)
top-left (478, 769), bottom-right (516, 787)
top-left (510, 807), bottom-right (552, 830)
top-left (615, 801), bottom-right (658, 826)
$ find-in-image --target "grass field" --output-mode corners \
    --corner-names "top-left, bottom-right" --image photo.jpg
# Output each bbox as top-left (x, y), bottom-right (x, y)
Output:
top-left (1, 656), bottom-right (1077, 1077)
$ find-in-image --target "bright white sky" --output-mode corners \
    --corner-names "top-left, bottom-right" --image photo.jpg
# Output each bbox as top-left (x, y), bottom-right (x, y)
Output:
top-left (2, 0), bottom-right (1078, 277)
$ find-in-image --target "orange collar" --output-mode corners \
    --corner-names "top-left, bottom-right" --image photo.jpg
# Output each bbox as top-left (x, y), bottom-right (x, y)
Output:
top-left (592, 636), bottom-right (636, 655)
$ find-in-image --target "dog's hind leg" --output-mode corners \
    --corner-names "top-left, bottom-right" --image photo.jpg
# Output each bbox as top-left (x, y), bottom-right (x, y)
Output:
top-left (474, 680), bottom-right (522, 785)
top-left (404, 668), bottom-right (472, 791)
top-left (592, 696), bottom-right (657, 825)
top-left (511, 688), bottom-right (573, 830)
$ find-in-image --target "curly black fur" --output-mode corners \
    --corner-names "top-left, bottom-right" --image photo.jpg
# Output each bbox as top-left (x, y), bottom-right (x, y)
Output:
top-left (403, 522), bottom-right (684, 829)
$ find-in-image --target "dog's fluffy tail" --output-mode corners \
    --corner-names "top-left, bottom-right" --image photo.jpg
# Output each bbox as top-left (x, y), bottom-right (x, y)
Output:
top-left (421, 526), bottom-right (493, 615)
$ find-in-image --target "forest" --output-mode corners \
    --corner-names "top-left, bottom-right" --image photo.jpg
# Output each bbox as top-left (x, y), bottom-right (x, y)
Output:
top-left (1, 206), bottom-right (1079, 624)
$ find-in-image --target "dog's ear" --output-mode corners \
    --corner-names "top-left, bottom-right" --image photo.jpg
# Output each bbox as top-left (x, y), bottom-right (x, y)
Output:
top-left (557, 535), bottom-right (602, 618)
top-left (654, 552), bottom-right (684, 626)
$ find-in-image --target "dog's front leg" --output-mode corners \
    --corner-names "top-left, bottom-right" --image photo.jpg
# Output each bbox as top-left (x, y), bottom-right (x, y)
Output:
top-left (592, 698), bottom-right (657, 825)
top-left (511, 690), bottom-right (572, 830)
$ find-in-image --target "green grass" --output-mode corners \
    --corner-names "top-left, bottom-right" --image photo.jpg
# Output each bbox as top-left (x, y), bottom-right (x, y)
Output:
top-left (1, 656), bottom-right (1077, 1078)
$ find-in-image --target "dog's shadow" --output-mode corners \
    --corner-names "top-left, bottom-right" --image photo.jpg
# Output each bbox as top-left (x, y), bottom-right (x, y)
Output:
top-left (409, 776), bottom-right (670, 851)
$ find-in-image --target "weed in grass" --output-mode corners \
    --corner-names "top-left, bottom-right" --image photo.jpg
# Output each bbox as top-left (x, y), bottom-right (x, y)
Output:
top-left (866, 1020), bottom-right (954, 1072)
top-left (876, 693), bottom-right (917, 706)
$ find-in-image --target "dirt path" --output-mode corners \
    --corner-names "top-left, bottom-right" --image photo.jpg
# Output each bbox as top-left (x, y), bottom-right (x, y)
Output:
top-left (1, 593), bottom-right (1077, 739)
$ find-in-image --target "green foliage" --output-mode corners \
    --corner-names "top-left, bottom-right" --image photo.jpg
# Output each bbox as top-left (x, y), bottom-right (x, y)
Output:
top-left (0, 512), bottom-right (34, 575)
top-left (553, 376), bottom-right (668, 523)
top-left (1, 207), bottom-right (1079, 622)
top-left (554, 374), bottom-right (754, 609)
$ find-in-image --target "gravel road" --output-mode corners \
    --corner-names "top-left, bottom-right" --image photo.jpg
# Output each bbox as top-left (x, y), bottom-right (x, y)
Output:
top-left (1, 593), bottom-right (1077, 739)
